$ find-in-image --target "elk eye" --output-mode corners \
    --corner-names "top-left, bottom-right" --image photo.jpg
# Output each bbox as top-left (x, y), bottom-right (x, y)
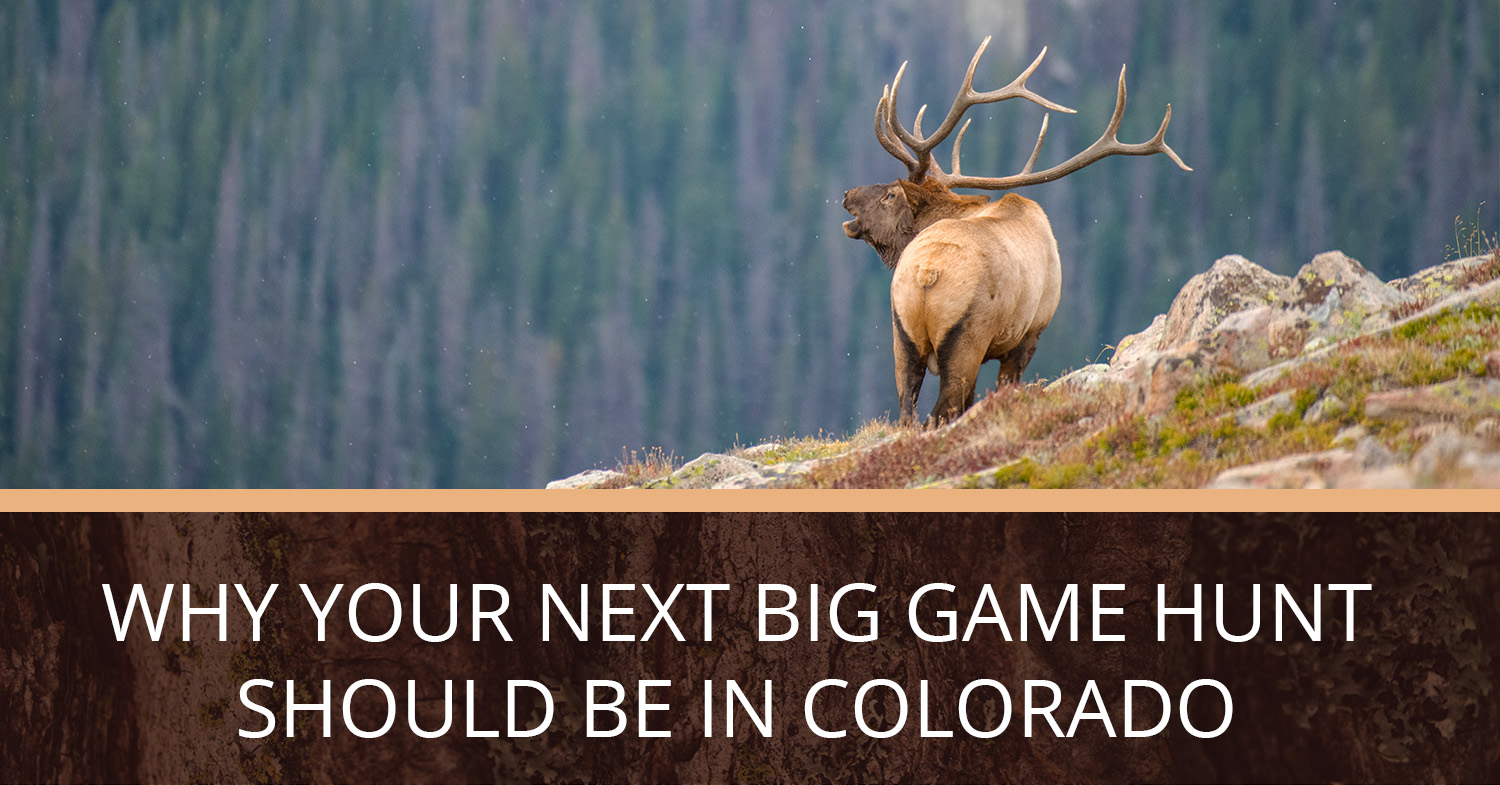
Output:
top-left (882, 192), bottom-right (895, 203)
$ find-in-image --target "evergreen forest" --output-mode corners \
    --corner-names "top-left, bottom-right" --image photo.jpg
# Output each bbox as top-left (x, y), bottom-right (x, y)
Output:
top-left (1, 0), bottom-right (1496, 487)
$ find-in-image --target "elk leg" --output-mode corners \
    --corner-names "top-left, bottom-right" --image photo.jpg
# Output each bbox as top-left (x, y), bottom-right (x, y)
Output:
top-left (893, 316), bottom-right (925, 428)
top-left (929, 325), bottom-right (985, 427)
top-left (929, 371), bottom-right (978, 428)
top-left (997, 330), bottom-right (1042, 386)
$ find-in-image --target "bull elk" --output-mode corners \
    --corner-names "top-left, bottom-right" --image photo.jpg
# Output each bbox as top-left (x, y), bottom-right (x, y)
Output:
top-left (842, 37), bottom-right (1191, 427)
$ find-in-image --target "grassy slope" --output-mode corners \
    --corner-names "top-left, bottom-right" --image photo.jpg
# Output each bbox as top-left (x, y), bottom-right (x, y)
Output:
top-left (816, 299), bottom-right (1499, 488)
top-left (613, 250), bottom-right (1500, 489)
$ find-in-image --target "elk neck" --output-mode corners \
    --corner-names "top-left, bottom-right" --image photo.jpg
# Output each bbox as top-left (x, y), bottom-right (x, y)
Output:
top-left (905, 177), bottom-right (991, 226)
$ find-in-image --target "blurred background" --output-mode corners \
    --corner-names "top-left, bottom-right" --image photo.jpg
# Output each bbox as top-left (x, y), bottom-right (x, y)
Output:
top-left (0, 0), bottom-right (1495, 487)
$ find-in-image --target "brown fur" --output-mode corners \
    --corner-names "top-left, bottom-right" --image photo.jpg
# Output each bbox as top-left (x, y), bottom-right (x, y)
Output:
top-left (844, 181), bottom-right (1061, 427)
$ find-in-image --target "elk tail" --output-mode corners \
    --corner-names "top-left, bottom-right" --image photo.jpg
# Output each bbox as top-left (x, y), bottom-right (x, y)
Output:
top-left (917, 260), bottom-right (941, 288)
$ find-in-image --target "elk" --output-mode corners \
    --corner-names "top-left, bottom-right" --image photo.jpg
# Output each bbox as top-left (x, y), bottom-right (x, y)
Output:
top-left (842, 37), bottom-right (1191, 427)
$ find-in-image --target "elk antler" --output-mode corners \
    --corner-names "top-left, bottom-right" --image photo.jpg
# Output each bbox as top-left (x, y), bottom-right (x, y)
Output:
top-left (936, 64), bottom-right (1193, 189)
top-left (877, 38), bottom-right (1193, 188)
top-left (879, 37), bottom-right (1075, 183)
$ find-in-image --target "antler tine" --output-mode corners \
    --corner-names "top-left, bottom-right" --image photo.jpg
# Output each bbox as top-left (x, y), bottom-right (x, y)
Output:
top-left (949, 111), bottom-right (1050, 179)
top-left (973, 45), bottom-right (1076, 115)
top-left (886, 58), bottom-right (920, 149)
top-left (1103, 65), bottom-right (1127, 143)
top-left (1107, 68), bottom-right (1188, 170)
top-left (934, 61), bottom-right (1193, 191)
top-left (874, 85), bottom-right (918, 170)
top-left (1152, 105), bottom-right (1193, 171)
top-left (1022, 113), bottom-right (1050, 174)
top-left (885, 39), bottom-right (1076, 183)
top-left (951, 118), bottom-right (971, 175)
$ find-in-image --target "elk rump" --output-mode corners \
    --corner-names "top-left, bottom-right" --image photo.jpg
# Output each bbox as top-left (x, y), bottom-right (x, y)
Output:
top-left (889, 194), bottom-right (1060, 426)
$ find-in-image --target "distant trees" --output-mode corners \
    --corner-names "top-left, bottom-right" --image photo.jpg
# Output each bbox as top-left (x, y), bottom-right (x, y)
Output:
top-left (0, 0), bottom-right (1494, 487)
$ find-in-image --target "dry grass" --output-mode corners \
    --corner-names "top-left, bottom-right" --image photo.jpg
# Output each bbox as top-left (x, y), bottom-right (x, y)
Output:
top-left (1445, 202), bottom-right (1498, 263)
top-left (816, 382), bottom-right (1128, 488)
top-left (603, 446), bottom-right (680, 487)
top-left (1459, 245), bottom-right (1500, 287)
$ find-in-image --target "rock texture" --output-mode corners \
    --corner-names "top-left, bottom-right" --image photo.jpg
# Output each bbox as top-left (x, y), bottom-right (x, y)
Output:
top-left (1364, 378), bottom-right (1500, 423)
top-left (546, 469), bottom-right (627, 489)
top-left (645, 453), bottom-right (762, 488)
top-left (1109, 251), bottom-right (1442, 415)
top-left (1204, 436), bottom-right (1405, 489)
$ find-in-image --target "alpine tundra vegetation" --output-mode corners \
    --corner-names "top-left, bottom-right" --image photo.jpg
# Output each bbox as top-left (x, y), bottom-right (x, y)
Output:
top-left (552, 244), bottom-right (1500, 489)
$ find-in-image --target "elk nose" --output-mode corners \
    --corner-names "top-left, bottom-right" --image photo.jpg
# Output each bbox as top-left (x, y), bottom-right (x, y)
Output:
top-left (842, 189), bottom-right (851, 208)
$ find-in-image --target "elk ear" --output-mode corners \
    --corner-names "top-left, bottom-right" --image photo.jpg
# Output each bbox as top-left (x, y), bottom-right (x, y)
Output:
top-left (896, 179), bottom-right (929, 212)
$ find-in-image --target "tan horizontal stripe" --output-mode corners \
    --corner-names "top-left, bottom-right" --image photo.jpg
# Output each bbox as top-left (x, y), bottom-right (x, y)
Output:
top-left (0, 489), bottom-right (1495, 513)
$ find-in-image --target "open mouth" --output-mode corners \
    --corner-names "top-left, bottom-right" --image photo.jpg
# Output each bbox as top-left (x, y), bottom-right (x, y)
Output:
top-left (843, 219), bottom-right (862, 238)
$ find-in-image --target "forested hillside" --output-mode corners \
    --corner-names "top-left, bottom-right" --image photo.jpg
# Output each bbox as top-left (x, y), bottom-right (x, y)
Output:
top-left (1, 1), bottom-right (1495, 487)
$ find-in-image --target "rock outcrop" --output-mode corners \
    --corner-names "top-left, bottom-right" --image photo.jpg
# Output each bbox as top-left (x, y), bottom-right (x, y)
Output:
top-left (1112, 251), bottom-right (1499, 488)
top-left (1109, 251), bottom-right (1437, 415)
top-left (549, 250), bottom-right (1500, 489)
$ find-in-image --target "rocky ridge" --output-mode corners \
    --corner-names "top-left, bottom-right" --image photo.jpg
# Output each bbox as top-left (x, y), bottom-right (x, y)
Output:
top-left (549, 251), bottom-right (1500, 489)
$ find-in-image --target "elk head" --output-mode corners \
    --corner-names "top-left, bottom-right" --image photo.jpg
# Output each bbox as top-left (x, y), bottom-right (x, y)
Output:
top-left (842, 178), bottom-right (984, 269)
top-left (842, 36), bottom-right (1192, 265)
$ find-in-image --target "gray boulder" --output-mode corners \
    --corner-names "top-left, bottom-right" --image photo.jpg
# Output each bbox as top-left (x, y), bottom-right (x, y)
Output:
top-left (545, 469), bottom-right (628, 489)
top-left (1158, 254), bottom-right (1292, 352)
top-left (646, 453), bottom-right (762, 489)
